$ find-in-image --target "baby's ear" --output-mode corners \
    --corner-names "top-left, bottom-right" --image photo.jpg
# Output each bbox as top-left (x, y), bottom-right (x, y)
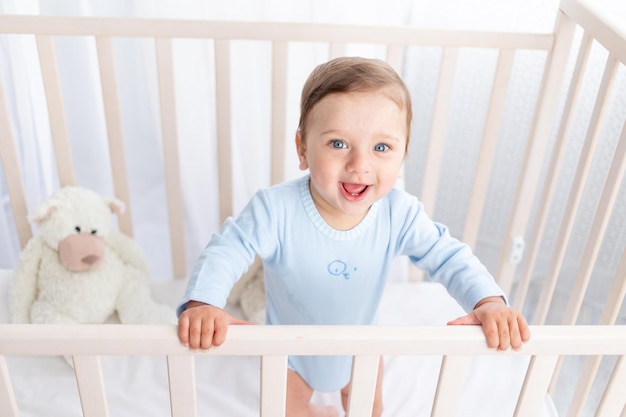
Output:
top-left (27, 201), bottom-right (58, 224)
top-left (105, 197), bottom-right (125, 215)
top-left (295, 131), bottom-right (308, 170)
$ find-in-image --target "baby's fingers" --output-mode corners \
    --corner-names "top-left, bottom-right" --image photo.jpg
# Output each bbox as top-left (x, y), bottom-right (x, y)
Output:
top-left (498, 314), bottom-right (533, 351)
top-left (505, 314), bottom-right (531, 351)
top-left (498, 317), bottom-right (514, 351)
top-left (201, 311), bottom-right (251, 347)
top-left (210, 316), bottom-right (228, 347)
top-left (482, 318), bottom-right (503, 350)
top-left (176, 314), bottom-right (204, 349)
top-left (447, 313), bottom-right (480, 326)
top-left (177, 314), bottom-right (191, 347)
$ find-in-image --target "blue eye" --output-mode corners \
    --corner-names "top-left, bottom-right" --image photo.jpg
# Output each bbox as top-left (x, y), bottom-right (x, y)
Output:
top-left (374, 143), bottom-right (389, 152)
top-left (331, 140), bottom-right (346, 149)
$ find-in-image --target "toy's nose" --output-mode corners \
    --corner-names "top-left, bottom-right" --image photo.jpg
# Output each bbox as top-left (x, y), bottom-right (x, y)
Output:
top-left (58, 234), bottom-right (105, 272)
top-left (82, 255), bottom-right (100, 265)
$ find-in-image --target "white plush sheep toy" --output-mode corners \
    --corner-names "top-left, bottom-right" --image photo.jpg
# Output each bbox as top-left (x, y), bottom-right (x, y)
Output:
top-left (227, 256), bottom-right (266, 324)
top-left (9, 186), bottom-right (174, 326)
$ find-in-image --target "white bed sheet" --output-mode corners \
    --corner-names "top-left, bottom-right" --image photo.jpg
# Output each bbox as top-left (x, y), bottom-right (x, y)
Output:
top-left (0, 270), bottom-right (557, 417)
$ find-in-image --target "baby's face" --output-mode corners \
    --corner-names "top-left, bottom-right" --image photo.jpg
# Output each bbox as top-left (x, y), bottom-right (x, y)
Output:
top-left (297, 90), bottom-right (407, 230)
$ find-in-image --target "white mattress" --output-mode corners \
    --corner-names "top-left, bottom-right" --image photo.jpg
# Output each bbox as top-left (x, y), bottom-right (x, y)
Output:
top-left (0, 270), bottom-right (557, 417)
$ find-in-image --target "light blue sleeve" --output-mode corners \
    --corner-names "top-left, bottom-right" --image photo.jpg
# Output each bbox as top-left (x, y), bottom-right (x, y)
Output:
top-left (397, 195), bottom-right (506, 312)
top-left (176, 189), bottom-right (277, 317)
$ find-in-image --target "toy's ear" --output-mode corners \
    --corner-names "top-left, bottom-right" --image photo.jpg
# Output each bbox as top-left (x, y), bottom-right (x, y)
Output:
top-left (105, 197), bottom-right (125, 215)
top-left (27, 202), bottom-right (58, 224)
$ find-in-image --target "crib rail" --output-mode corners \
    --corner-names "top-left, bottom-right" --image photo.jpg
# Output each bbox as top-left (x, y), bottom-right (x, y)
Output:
top-left (4, 324), bottom-right (626, 356)
top-left (1, 324), bottom-right (626, 417)
top-left (0, 15), bottom-right (555, 48)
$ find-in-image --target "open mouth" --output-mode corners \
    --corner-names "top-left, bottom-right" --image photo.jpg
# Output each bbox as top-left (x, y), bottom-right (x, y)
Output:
top-left (342, 183), bottom-right (369, 198)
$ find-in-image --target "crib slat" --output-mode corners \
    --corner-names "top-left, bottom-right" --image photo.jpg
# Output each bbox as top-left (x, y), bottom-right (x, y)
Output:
top-left (215, 40), bottom-right (234, 223)
top-left (96, 36), bottom-right (134, 237)
top-left (535, 53), bottom-right (620, 325)
top-left (557, 120), bottom-right (626, 406)
top-left (514, 32), bottom-right (593, 313)
top-left (420, 47), bottom-right (459, 216)
top-left (514, 355), bottom-right (559, 417)
top-left (260, 355), bottom-right (287, 417)
top-left (0, 356), bottom-right (18, 417)
top-left (73, 355), bottom-right (110, 417)
top-left (271, 41), bottom-right (288, 185)
top-left (552, 114), bottom-right (626, 406)
top-left (496, 12), bottom-right (576, 294)
top-left (562, 68), bottom-right (625, 326)
top-left (409, 46), bottom-right (459, 278)
top-left (567, 355), bottom-right (602, 417)
top-left (167, 355), bottom-right (197, 417)
top-left (597, 246), bottom-right (626, 327)
top-left (566, 247), bottom-right (626, 416)
top-left (0, 79), bottom-right (31, 249)
top-left (463, 48), bottom-right (515, 248)
top-left (345, 355), bottom-right (380, 417)
top-left (155, 37), bottom-right (186, 279)
top-left (431, 356), bottom-right (471, 417)
top-left (36, 35), bottom-right (76, 187)
top-left (595, 356), bottom-right (626, 417)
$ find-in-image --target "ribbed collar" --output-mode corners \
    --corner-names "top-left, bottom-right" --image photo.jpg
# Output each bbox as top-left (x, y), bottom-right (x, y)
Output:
top-left (299, 175), bottom-right (379, 240)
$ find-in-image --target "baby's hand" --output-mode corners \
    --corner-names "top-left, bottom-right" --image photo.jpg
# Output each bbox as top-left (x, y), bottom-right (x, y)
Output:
top-left (447, 296), bottom-right (530, 351)
top-left (178, 301), bottom-right (251, 350)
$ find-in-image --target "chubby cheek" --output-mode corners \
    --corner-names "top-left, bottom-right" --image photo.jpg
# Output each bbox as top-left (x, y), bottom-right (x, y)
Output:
top-left (300, 149), bottom-right (324, 177)
top-left (308, 165), bottom-right (332, 193)
top-left (369, 163), bottom-right (404, 199)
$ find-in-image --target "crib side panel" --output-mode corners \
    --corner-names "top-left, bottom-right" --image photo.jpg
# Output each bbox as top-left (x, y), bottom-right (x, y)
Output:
top-left (515, 0), bottom-right (626, 326)
top-left (510, 1), bottom-right (626, 416)
top-left (2, 324), bottom-right (626, 417)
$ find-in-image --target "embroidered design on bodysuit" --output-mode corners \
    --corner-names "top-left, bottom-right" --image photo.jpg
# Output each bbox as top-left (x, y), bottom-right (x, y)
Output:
top-left (327, 260), bottom-right (357, 279)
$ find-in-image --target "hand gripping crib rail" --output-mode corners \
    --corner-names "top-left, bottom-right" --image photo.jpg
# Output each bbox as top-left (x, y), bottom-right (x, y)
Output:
top-left (0, 0), bottom-right (626, 416)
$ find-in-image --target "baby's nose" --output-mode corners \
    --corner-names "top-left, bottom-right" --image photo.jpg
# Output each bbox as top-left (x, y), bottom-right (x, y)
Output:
top-left (347, 151), bottom-right (371, 173)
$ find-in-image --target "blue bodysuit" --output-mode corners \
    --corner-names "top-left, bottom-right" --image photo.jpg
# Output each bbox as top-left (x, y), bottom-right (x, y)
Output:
top-left (178, 175), bottom-right (505, 391)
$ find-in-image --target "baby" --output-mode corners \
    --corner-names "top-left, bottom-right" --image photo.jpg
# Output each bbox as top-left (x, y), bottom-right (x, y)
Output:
top-left (177, 56), bottom-right (530, 417)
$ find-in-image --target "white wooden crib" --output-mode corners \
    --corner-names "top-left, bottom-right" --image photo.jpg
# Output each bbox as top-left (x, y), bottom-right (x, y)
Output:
top-left (1, 0), bottom-right (626, 416)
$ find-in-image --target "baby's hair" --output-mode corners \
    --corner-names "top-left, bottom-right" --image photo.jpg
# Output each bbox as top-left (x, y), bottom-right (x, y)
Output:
top-left (298, 57), bottom-right (412, 152)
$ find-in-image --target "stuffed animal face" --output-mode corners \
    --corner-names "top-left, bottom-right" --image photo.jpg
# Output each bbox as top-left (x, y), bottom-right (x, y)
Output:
top-left (28, 186), bottom-right (125, 272)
